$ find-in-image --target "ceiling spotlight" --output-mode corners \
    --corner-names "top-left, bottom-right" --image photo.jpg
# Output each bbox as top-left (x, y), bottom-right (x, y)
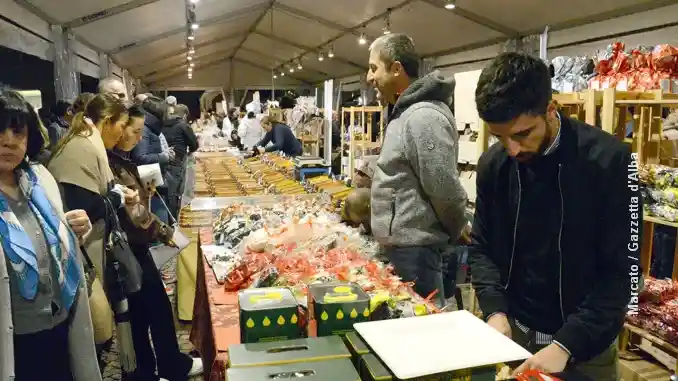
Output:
top-left (189, 47), bottom-right (195, 54)
top-left (188, 67), bottom-right (193, 72)
top-left (189, 0), bottom-right (199, 4)
top-left (328, 48), bottom-right (334, 58)
top-left (187, 35), bottom-right (195, 41)
top-left (358, 33), bottom-right (367, 45)
top-left (297, 62), bottom-right (303, 70)
top-left (280, 71), bottom-right (285, 77)
top-left (273, 73), bottom-right (278, 79)
top-left (444, 0), bottom-right (456, 9)
top-left (187, 55), bottom-right (192, 60)
top-left (289, 66), bottom-right (294, 73)
top-left (383, 11), bottom-right (391, 34)
top-left (191, 22), bottom-right (199, 30)
top-left (318, 52), bottom-right (324, 62)
top-left (189, 62), bottom-right (195, 67)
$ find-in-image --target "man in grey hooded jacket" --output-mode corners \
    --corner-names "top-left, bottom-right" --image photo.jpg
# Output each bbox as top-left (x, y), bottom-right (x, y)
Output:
top-left (367, 33), bottom-right (468, 305)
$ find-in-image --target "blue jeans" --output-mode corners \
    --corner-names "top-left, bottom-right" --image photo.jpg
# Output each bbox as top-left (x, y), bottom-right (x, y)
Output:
top-left (384, 245), bottom-right (446, 307)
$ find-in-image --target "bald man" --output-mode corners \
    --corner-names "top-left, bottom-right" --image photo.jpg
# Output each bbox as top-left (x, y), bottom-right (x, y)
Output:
top-left (341, 188), bottom-right (371, 235)
top-left (98, 77), bottom-right (128, 100)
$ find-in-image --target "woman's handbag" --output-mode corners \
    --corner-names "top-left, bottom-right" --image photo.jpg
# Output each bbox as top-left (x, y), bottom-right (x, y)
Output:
top-left (80, 244), bottom-right (115, 344)
top-left (104, 196), bottom-right (143, 295)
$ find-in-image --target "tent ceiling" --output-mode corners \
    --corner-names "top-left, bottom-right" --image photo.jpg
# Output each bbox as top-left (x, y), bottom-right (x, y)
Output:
top-left (21, 0), bottom-right (675, 89)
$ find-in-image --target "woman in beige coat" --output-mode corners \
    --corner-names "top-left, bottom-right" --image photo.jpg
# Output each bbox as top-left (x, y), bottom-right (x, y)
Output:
top-left (0, 87), bottom-right (101, 381)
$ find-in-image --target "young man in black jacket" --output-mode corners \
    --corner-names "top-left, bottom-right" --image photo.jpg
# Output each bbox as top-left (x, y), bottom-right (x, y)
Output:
top-left (470, 53), bottom-right (639, 380)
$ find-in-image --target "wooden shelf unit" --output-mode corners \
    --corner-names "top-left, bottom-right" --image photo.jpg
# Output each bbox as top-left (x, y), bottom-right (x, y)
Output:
top-left (340, 106), bottom-right (386, 178)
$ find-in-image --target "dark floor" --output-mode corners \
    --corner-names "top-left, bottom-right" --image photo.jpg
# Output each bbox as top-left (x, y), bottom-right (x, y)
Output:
top-left (101, 257), bottom-right (202, 381)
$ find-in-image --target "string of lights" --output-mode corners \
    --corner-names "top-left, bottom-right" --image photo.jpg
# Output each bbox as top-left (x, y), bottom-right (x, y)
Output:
top-left (185, 0), bottom-right (200, 79)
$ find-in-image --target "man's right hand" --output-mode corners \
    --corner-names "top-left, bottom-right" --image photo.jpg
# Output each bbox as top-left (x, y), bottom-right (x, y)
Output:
top-left (487, 313), bottom-right (512, 338)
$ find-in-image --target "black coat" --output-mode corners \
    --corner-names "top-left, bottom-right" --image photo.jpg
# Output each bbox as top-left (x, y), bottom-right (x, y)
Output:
top-left (468, 116), bottom-right (640, 362)
top-left (162, 117), bottom-right (198, 166)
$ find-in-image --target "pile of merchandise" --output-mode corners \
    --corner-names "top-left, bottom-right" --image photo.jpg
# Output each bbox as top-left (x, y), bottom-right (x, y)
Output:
top-left (551, 55), bottom-right (594, 93)
top-left (640, 164), bottom-right (678, 222)
top-left (589, 42), bottom-right (678, 91)
top-left (201, 198), bottom-right (436, 318)
top-left (626, 277), bottom-right (678, 345)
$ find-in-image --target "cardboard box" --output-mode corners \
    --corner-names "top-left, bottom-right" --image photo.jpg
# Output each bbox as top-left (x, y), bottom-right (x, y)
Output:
top-left (228, 336), bottom-right (351, 368)
top-left (226, 358), bottom-right (360, 381)
top-left (619, 359), bottom-right (671, 381)
top-left (238, 287), bottom-right (304, 343)
top-left (309, 282), bottom-right (370, 336)
top-left (359, 354), bottom-right (496, 381)
top-left (344, 331), bottom-right (370, 367)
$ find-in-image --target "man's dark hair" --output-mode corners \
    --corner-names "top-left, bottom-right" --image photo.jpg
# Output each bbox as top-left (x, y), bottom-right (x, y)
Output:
top-left (369, 33), bottom-right (420, 79)
top-left (141, 95), bottom-right (166, 120)
top-left (475, 52), bottom-right (552, 123)
top-left (52, 100), bottom-right (72, 118)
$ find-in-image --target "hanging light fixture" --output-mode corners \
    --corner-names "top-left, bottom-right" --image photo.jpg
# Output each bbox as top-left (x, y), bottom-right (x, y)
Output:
top-left (187, 34), bottom-right (195, 41)
top-left (189, 0), bottom-right (199, 4)
top-left (444, 0), bottom-right (456, 9)
top-left (187, 55), bottom-right (193, 60)
top-left (191, 22), bottom-right (199, 30)
top-left (189, 46), bottom-right (195, 54)
top-left (328, 47), bottom-right (334, 58)
top-left (358, 32), bottom-right (367, 45)
top-left (289, 66), bottom-right (294, 73)
top-left (297, 60), bottom-right (303, 70)
top-left (189, 62), bottom-right (195, 67)
top-left (382, 11), bottom-right (391, 34)
top-left (280, 71), bottom-right (285, 76)
top-left (273, 72), bottom-right (278, 79)
top-left (318, 52), bottom-right (324, 61)
top-left (188, 67), bottom-right (193, 72)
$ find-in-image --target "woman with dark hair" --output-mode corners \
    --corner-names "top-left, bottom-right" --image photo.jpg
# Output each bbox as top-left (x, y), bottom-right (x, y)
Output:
top-left (131, 95), bottom-right (173, 224)
top-left (107, 105), bottom-right (203, 381)
top-left (0, 87), bottom-right (101, 381)
top-left (254, 115), bottom-right (302, 157)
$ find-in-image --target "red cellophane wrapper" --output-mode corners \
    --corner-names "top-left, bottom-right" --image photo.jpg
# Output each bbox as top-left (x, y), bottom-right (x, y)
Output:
top-left (651, 44), bottom-right (678, 72)
top-left (641, 277), bottom-right (678, 303)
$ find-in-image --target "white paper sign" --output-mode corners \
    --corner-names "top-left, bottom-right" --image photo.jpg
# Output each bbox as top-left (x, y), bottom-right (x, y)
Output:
top-left (137, 163), bottom-right (164, 187)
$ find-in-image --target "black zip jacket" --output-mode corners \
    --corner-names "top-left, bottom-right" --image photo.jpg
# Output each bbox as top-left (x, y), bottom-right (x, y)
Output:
top-left (468, 116), bottom-right (639, 363)
top-left (163, 117), bottom-right (199, 166)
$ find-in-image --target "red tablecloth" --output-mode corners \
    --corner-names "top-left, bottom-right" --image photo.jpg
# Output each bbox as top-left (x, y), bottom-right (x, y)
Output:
top-left (190, 247), bottom-right (240, 381)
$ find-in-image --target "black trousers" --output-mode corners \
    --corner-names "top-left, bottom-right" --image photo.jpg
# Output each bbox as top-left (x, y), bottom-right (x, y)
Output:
top-left (127, 245), bottom-right (192, 381)
top-left (14, 320), bottom-right (73, 381)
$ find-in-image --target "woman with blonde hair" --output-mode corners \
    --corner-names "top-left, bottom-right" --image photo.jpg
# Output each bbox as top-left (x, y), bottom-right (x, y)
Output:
top-left (48, 93), bottom-right (141, 371)
top-left (0, 87), bottom-right (101, 381)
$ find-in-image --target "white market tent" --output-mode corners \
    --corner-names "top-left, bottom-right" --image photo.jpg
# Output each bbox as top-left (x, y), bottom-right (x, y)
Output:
top-left (3, 0), bottom-right (678, 91)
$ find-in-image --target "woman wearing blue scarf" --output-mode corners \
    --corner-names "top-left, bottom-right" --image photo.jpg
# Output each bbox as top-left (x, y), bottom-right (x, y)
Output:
top-left (0, 87), bottom-right (102, 381)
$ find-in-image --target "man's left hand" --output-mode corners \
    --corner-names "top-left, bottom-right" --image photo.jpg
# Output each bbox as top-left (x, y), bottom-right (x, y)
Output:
top-left (511, 343), bottom-right (570, 376)
top-left (65, 209), bottom-right (92, 242)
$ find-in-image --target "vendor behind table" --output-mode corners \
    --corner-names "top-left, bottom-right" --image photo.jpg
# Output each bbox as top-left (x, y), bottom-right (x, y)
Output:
top-left (470, 52), bottom-right (638, 380)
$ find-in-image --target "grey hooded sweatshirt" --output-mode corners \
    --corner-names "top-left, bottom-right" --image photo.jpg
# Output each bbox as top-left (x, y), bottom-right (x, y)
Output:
top-left (370, 71), bottom-right (468, 247)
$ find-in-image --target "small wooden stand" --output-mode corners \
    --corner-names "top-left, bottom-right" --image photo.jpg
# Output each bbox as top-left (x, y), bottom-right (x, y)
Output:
top-left (340, 106), bottom-right (385, 179)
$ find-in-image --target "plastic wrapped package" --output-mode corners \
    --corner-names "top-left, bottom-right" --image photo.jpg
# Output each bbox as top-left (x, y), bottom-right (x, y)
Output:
top-left (640, 277), bottom-right (678, 303)
top-left (551, 56), bottom-right (590, 92)
top-left (646, 203), bottom-right (678, 222)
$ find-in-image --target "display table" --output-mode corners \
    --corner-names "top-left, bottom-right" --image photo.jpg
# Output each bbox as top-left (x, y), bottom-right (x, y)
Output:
top-left (190, 245), bottom-right (239, 381)
top-left (176, 238), bottom-right (199, 321)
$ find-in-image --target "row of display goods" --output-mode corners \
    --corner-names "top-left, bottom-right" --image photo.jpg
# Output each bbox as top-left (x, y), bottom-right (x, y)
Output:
top-left (640, 164), bottom-right (678, 222)
top-left (552, 42), bottom-right (678, 93)
top-left (197, 198), bottom-right (440, 337)
top-left (627, 277), bottom-right (678, 346)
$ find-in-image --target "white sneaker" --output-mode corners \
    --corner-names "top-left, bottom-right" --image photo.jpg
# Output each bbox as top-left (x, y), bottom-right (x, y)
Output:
top-left (188, 358), bottom-right (204, 377)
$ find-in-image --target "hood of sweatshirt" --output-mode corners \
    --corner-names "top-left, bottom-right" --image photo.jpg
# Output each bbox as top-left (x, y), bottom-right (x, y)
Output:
top-left (144, 109), bottom-right (163, 135)
top-left (392, 71), bottom-right (455, 118)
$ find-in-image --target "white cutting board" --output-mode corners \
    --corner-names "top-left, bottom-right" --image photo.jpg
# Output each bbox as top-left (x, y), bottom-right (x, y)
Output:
top-left (354, 310), bottom-right (531, 379)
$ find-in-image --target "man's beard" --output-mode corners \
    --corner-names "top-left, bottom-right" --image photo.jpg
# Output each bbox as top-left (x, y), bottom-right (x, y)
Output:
top-left (515, 118), bottom-right (556, 162)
